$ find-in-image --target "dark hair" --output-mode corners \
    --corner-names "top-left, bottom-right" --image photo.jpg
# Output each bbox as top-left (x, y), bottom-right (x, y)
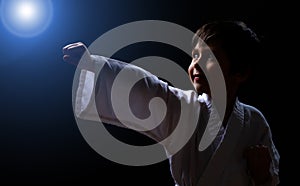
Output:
top-left (192, 21), bottom-right (261, 74)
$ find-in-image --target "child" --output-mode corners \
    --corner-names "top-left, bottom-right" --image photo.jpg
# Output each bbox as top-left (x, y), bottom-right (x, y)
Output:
top-left (63, 20), bottom-right (279, 186)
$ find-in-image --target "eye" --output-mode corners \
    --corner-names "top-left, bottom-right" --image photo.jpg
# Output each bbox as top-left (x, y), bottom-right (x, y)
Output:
top-left (192, 51), bottom-right (200, 60)
top-left (202, 51), bottom-right (214, 61)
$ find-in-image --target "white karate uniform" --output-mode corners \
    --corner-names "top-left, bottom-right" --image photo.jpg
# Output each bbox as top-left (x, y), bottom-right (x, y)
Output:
top-left (74, 55), bottom-right (280, 186)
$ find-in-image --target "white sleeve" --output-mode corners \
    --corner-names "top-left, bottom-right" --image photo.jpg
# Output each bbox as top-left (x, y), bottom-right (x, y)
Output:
top-left (74, 55), bottom-right (106, 122)
top-left (73, 55), bottom-right (200, 146)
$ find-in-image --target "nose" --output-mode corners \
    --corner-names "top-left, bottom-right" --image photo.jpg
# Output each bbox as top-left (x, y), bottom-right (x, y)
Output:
top-left (191, 60), bottom-right (202, 72)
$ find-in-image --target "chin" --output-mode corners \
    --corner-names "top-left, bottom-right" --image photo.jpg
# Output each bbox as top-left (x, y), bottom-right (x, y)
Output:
top-left (194, 84), bottom-right (209, 95)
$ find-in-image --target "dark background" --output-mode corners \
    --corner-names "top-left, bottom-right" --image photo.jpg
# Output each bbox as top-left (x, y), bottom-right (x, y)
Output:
top-left (0, 0), bottom-right (291, 185)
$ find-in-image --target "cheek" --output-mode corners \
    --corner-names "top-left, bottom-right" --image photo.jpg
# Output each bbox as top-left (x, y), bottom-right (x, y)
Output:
top-left (205, 60), bottom-right (216, 72)
top-left (206, 62), bottom-right (215, 71)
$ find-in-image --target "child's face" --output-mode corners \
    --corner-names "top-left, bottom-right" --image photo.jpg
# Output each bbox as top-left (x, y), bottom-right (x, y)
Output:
top-left (188, 40), bottom-right (233, 96)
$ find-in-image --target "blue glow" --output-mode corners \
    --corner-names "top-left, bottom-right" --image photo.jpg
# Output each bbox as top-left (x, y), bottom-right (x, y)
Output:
top-left (1, 0), bottom-right (53, 38)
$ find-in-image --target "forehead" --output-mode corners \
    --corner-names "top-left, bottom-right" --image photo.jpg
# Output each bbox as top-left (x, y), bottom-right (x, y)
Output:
top-left (193, 39), bottom-right (230, 67)
top-left (193, 39), bottom-right (223, 54)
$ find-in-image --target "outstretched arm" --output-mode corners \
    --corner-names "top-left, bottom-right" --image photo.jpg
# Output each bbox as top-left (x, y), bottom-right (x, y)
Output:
top-left (62, 42), bottom-right (201, 148)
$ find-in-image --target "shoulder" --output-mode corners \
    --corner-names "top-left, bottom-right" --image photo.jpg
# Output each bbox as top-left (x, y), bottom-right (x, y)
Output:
top-left (238, 101), bottom-right (270, 129)
top-left (237, 101), bottom-right (273, 144)
top-left (242, 102), bottom-right (266, 120)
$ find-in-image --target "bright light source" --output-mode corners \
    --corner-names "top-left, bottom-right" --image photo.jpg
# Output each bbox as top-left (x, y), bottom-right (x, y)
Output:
top-left (1, 0), bottom-right (53, 38)
top-left (16, 2), bottom-right (37, 22)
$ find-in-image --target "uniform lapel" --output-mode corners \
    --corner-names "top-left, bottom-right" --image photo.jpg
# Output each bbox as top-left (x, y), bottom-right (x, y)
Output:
top-left (197, 100), bottom-right (245, 186)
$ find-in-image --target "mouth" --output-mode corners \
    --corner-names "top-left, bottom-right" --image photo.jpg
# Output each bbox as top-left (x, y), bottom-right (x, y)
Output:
top-left (194, 76), bottom-right (200, 82)
top-left (192, 72), bottom-right (206, 83)
top-left (190, 68), bottom-right (210, 94)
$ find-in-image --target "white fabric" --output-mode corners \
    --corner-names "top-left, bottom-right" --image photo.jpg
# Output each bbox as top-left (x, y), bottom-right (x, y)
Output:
top-left (74, 55), bottom-right (280, 186)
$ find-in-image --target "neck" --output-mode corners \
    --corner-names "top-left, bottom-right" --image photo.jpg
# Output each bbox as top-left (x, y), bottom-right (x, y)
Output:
top-left (205, 91), bottom-right (237, 127)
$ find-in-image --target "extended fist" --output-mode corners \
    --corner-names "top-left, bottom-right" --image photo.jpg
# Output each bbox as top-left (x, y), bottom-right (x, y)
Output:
top-left (62, 42), bottom-right (91, 66)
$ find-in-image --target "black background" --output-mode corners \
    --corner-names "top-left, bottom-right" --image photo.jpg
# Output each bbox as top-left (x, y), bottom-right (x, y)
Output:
top-left (0, 0), bottom-right (292, 185)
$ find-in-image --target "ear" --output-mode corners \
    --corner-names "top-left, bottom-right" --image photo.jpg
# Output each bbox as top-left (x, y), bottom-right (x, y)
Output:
top-left (234, 68), bottom-right (252, 84)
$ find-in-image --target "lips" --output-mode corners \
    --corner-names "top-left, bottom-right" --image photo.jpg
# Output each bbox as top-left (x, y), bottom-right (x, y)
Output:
top-left (192, 69), bottom-right (204, 81)
top-left (193, 74), bottom-right (203, 82)
top-left (194, 76), bottom-right (200, 82)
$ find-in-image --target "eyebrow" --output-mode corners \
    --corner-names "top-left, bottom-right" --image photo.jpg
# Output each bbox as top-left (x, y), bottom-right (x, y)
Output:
top-left (192, 48), bottom-right (197, 54)
top-left (192, 45), bottom-right (210, 53)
